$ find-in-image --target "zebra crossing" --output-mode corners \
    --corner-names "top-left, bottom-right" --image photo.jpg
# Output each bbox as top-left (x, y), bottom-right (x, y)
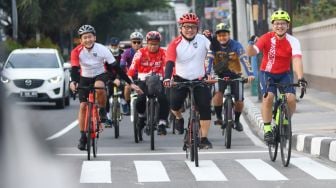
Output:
top-left (79, 157), bottom-right (336, 184)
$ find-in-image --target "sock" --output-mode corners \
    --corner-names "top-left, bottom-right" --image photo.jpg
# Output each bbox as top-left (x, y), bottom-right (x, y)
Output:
top-left (159, 119), bottom-right (166, 125)
top-left (263, 122), bottom-right (272, 133)
top-left (234, 111), bottom-right (241, 122)
top-left (214, 106), bottom-right (223, 120)
top-left (80, 131), bottom-right (86, 138)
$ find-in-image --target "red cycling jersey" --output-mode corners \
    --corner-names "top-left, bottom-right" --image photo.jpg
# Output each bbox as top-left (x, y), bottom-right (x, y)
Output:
top-left (254, 32), bottom-right (302, 74)
top-left (127, 47), bottom-right (166, 81)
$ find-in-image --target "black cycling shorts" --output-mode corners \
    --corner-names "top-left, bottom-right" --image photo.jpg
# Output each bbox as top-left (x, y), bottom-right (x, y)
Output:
top-left (78, 73), bottom-right (109, 103)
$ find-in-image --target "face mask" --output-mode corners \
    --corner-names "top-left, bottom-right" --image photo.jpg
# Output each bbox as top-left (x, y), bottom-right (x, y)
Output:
top-left (111, 48), bottom-right (119, 56)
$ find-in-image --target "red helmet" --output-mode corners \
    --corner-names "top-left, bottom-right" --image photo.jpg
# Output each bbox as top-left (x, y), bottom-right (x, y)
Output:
top-left (178, 13), bottom-right (199, 25)
top-left (146, 31), bottom-right (161, 41)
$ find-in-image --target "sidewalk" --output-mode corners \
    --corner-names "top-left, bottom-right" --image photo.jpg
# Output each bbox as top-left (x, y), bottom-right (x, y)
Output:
top-left (243, 87), bottom-right (336, 162)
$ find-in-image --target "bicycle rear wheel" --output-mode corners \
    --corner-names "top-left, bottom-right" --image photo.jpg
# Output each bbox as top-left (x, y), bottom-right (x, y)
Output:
top-left (280, 105), bottom-right (292, 167)
top-left (86, 103), bottom-right (93, 160)
top-left (224, 98), bottom-right (233, 149)
top-left (268, 126), bottom-right (278, 161)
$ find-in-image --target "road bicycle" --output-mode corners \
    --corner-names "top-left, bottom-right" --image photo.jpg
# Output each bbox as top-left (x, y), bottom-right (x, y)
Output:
top-left (108, 82), bottom-right (123, 138)
top-left (174, 80), bottom-right (209, 167)
top-left (219, 77), bottom-right (247, 149)
top-left (77, 85), bottom-right (106, 160)
top-left (265, 80), bottom-right (305, 167)
top-left (131, 88), bottom-right (141, 143)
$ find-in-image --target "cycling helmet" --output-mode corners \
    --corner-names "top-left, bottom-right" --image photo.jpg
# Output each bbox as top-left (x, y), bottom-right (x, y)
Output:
top-left (110, 37), bottom-right (120, 45)
top-left (146, 31), bottom-right (161, 41)
top-left (178, 13), bottom-right (199, 25)
top-left (130, 31), bottom-right (144, 41)
top-left (78, 24), bottom-right (96, 36)
top-left (271, 9), bottom-right (291, 23)
top-left (215, 23), bottom-right (230, 33)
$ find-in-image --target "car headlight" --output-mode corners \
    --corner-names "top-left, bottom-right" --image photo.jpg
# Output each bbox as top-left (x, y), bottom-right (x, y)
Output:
top-left (48, 75), bottom-right (62, 83)
top-left (0, 75), bottom-right (10, 83)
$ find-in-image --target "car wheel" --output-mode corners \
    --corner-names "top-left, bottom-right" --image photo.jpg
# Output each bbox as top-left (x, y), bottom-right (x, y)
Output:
top-left (65, 89), bottom-right (70, 106)
top-left (55, 97), bottom-right (65, 109)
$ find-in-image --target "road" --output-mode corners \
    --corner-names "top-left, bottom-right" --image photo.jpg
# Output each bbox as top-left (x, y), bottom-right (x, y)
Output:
top-left (3, 101), bottom-right (336, 188)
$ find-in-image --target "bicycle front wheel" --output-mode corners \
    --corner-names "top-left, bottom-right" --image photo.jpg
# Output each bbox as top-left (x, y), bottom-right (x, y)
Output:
top-left (149, 99), bottom-right (155, 151)
top-left (280, 104), bottom-right (292, 167)
top-left (268, 126), bottom-right (278, 161)
top-left (132, 99), bottom-right (139, 143)
top-left (193, 119), bottom-right (199, 167)
top-left (224, 98), bottom-right (233, 149)
top-left (112, 100), bottom-right (120, 138)
top-left (86, 103), bottom-right (93, 160)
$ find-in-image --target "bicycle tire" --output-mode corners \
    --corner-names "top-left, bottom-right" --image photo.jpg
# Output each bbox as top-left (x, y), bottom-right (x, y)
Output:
top-left (280, 104), bottom-right (292, 167)
top-left (86, 103), bottom-right (93, 160)
top-left (132, 99), bottom-right (139, 143)
top-left (112, 100), bottom-right (120, 138)
top-left (149, 99), bottom-right (155, 150)
top-left (193, 119), bottom-right (199, 167)
top-left (224, 98), bottom-right (233, 149)
top-left (268, 125), bottom-right (278, 161)
top-left (189, 119), bottom-right (194, 162)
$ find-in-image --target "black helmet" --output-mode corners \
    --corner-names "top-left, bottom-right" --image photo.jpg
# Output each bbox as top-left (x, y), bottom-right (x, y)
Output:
top-left (78, 24), bottom-right (96, 36)
top-left (110, 37), bottom-right (120, 45)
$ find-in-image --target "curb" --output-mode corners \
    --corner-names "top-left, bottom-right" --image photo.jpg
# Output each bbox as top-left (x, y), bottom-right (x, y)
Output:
top-left (243, 97), bottom-right (336, 162)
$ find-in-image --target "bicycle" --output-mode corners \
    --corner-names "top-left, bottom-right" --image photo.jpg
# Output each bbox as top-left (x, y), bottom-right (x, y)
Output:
top-left (77, 85), bottom-right (106, 160)
top-left (143, 74), bottom-right (161, 150)
top-left (108, 82), bottom-right (123, 138)
top-left (218, 77), bottom-right (247, 149)
top-left (130, 79), bottom-right (143, 143)
top-left (174, 80), bottom-right (209, 167)
top-left (265, 80), bottom-right (305, 167)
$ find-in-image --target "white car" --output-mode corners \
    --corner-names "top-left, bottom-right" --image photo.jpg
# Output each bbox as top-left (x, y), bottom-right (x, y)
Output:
top-left (1, 48), bottom-right (71, 108)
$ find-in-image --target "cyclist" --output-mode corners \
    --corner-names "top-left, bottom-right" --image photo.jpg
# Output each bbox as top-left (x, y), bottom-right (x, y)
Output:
top-left (120, 32), bottom-right (144, 115)
top-left (206, 23), bottom-right (255, 131)
top-left (127, 31), bottom-right (169, 135)
top-left (105, 37), bottom-right (125, 127)
top-left (246, 9), bottom-right (307, 143)
top-left (70, 24), bottom-right (142, 150)
top-left (163, 13), bottom-right (213, 149)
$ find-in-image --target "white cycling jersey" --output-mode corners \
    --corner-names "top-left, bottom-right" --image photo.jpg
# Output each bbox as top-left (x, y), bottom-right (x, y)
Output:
top-left (71, 43), bottom-right (116, 78)
top-left (166, 34), bottom-right (210, 80)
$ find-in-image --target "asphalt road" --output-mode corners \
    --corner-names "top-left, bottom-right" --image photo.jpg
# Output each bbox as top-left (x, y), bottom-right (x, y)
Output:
top-left (2, 101), bottom-right (336, 188)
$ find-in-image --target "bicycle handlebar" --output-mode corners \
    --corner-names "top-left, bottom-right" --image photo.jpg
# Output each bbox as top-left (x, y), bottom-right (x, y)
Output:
top-left (263, 81), bottom-right (306, 99)
top-left (71, 85), bottom-right (106, 101)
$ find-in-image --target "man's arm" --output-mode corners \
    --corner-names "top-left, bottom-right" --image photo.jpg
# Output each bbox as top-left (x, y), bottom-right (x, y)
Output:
top-left (292, 56), bottom-right (304, 79)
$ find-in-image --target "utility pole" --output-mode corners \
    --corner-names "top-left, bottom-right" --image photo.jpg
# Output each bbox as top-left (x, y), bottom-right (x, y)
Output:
top-left (11, 0), bottom-right (18, 40)
top-left (231, 0), bottom-right (238, 40)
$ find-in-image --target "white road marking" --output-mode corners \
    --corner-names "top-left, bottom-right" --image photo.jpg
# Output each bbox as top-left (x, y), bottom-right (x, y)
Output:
top-left (237, 159), bottom-right (288, 181)
top-left (57, 150), bottom-right (268, 156)
top-left (241, 116), bottom-right (266, 147)
top-left (46, 120), bottom-right (78, 140)
top-left (291, 157), bottom-right (336, 179)
top-left (80, 161), bottom-right (111, 183)
top-left (134, 161), bottom-right (170, 182)
top-left (185, 160), bottom-right (227, 181)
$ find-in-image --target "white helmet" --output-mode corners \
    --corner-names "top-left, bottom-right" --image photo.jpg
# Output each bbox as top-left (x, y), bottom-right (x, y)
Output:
top-left (78, 24), bottom-right (96, 36)
top-left (130, 31), bottom-right (143, 40)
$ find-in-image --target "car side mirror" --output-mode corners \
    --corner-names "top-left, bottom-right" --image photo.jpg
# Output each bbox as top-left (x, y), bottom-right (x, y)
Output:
top-left (63, 62), bottom-right (71, 70)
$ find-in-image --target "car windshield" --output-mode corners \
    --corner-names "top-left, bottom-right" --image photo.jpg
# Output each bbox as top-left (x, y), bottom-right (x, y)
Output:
top-left (5, 53), bottom-right (59, 69)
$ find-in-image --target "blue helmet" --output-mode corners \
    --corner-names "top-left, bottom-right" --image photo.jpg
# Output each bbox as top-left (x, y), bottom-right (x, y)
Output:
top-left (110, 37), bottom-right (120, 45)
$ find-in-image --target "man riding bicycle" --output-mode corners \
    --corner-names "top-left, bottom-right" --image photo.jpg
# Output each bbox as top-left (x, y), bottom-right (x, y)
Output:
top-left (70, 25), bottom-right (141, 150)
top-left (120, 32), bottom-right (144, 115)
top-left (127, 31), bottom-right (169, 136)
top-left (206, 23), bottom-right (255, 132)
top-left (164, 13), bottom-right (213, 149)
top-left (246, 10), bottom-right (307, 143)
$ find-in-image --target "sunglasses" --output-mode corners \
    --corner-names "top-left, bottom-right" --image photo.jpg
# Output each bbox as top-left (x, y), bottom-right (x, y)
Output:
top-left (132, 41), bottom-right (142, 45)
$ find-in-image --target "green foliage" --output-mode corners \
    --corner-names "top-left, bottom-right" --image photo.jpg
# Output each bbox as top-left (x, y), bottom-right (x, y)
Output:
top-left (25, 37), bottom-right (60, 51)
top-left (293, 0), bottom-right (336, 27)
top-left (4, 38), bottom-right (23, 53)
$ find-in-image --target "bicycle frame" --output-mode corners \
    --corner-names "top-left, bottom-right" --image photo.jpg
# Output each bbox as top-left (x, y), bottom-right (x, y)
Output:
top-left (175, 80), bottom-right (208, 167)
top-left (265, 80), bottom-right (305, 167)
top-left (78, 85), bottom-right (106, 160)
